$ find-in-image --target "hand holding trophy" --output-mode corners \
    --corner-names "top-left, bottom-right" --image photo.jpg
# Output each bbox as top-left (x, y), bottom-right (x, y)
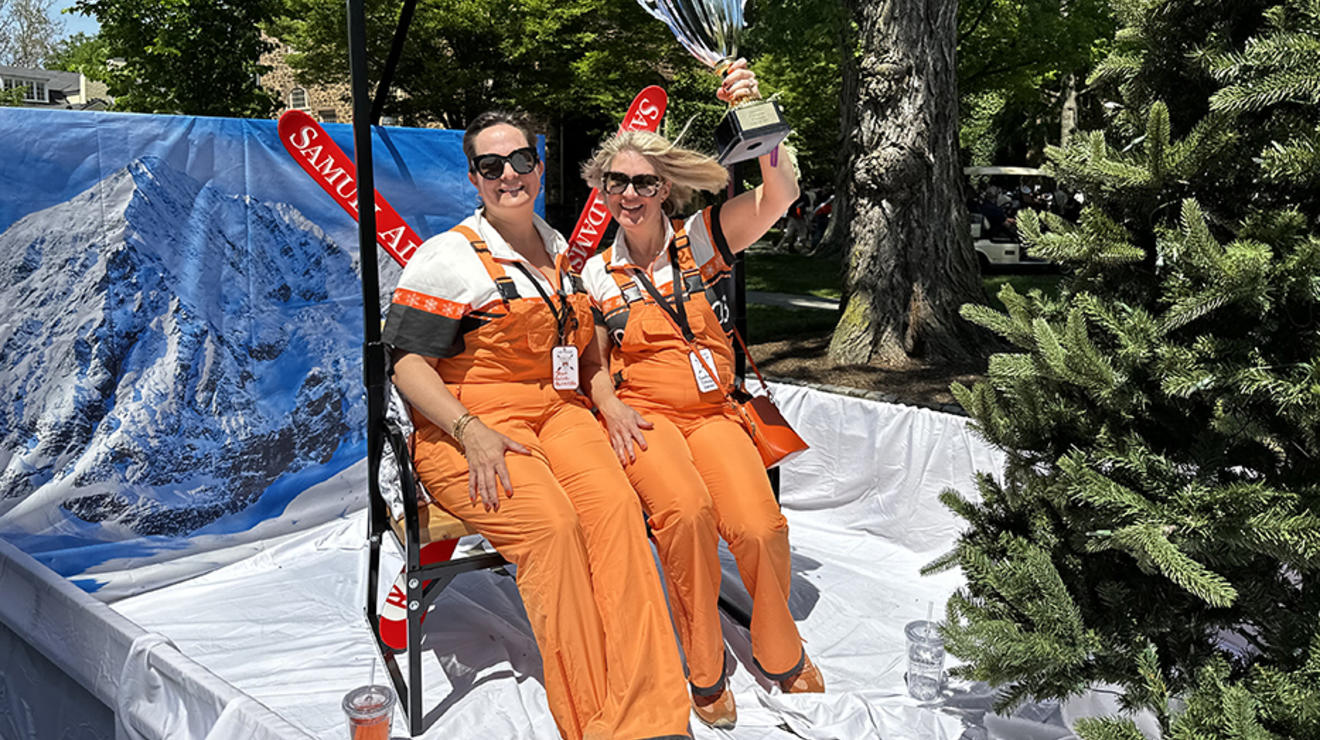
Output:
top-left (637, 0), bottom-right (791, 164)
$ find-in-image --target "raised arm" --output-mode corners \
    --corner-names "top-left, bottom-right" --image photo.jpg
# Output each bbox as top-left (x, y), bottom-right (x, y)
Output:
top-left (713, 59), bottom-right (801, 255)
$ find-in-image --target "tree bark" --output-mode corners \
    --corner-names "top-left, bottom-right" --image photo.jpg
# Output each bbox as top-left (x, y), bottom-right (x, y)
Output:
top-left (827, 0), bottom-right (988, 367)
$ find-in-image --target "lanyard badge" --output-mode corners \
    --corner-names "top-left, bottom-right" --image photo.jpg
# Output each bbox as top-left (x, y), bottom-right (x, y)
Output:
top-left (627, 239), bottom-right (721, 395)
top-left (512, 262), bottom-right (581, 390)
top-left (688, 347), bottom-right (719, 392)
top-left (552, 346), bottom-right (580, 390)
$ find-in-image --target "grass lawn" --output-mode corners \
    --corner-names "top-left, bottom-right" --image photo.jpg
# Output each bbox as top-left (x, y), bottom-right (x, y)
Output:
top-left (744, 248), bottom-right (1064, 342)
top-left (744, 251), bottom-right (843, 300)
top-left (745, 304), bottom-right (842, 344)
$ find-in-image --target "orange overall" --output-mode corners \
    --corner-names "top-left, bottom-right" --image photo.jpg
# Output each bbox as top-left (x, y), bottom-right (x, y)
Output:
top-left (384, 217), bottom-right (690, 739)
top-left (589, 218), bottom-right (805, 696)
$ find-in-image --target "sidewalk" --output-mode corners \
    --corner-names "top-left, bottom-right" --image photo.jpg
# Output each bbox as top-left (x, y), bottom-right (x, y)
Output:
top-left (746, 291), bottom-right (838, 311)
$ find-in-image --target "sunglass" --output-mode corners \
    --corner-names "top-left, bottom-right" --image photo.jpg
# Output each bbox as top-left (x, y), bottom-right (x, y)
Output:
top-left (602, 172), bottom-right (663, 197)
top-left (469, 147), bottom-right (539, 180)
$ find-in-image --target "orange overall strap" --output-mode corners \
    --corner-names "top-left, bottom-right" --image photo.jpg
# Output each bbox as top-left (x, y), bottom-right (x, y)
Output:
top-left (452, 224), bottom-right (519, 303)
top-left (669, 220), bottom-right (709, 302)
top-left (604, 245), bottom-right (646, 305)
top-left (604, 223), bottom-right (700, 299)
top-left (671, 219), bottom-right (700, 275)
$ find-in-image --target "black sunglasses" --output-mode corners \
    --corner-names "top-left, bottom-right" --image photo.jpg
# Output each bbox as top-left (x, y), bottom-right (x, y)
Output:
top-left (470, 147), bottom-right (539, 180)
top-left (603, 172), bottom-right (663, 197)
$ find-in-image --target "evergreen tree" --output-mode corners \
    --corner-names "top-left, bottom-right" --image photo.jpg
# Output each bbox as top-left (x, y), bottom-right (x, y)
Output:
top-left (930, 1), bottom-right (1320, 736)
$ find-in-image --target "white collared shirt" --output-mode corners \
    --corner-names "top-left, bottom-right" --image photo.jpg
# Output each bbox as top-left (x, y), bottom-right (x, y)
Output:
top-left (581, 207), bottom-right (731, 315)
top-left (398, 209), bottom-right (570, 309)
top-left (383, 208), bottom-right (577, 358)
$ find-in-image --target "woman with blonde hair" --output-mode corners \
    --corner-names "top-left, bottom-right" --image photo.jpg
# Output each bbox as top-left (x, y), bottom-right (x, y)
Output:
top-left (579, 60), bottom-right (824, 730)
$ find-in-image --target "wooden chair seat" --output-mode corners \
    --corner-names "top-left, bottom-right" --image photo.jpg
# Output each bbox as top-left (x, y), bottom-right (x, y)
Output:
top-left (389, 499), bottom-right (480, 547)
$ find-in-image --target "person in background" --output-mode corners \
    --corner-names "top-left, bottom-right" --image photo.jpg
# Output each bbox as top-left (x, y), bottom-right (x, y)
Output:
top-left (380, 109), bottom-right (691, 739)
top-left (809, 189), bottom-right (833, 248)
top-left (579, 60), bottom-right (825, 731)
top-left (981, 186), bottom-right (1009, 239)
top-left (775, 188), bottom-right (813, 253)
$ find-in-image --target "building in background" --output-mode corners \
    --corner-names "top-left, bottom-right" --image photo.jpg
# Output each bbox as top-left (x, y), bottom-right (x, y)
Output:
top-left (260, 37), bottom-right (351, 125)
top-left (1, 64), bottom-right (110, 110)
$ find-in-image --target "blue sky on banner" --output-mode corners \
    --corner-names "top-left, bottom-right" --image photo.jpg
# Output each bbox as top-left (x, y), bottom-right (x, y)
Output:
top-left (0, 109), bottom-right (531, 244)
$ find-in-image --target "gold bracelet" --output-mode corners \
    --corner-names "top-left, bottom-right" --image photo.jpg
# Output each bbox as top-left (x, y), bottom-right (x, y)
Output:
top-left (450, 412), bottom-right (477, 446)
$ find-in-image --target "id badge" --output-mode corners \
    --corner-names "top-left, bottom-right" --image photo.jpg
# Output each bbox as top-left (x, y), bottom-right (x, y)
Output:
top-left (688, 348), bottom-right (719, 393)
top-left (552, 345), bottom-right (580, 390)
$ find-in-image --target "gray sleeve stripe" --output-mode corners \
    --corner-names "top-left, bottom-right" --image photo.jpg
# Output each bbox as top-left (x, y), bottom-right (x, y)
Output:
top-left (382, 304), bottom-right (462, 358)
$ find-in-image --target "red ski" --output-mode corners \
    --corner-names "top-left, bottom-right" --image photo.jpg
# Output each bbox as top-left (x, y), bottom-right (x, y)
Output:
top-left (564, 85), bottom-right (668, 271)
top-left (278, 85), bottom-right (668, 271)
top-left (278, 109), bottom-right (422, 267)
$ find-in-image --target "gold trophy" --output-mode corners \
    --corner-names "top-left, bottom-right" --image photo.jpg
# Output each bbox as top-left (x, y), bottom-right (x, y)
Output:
top-left (637, 0), bottom-right (791, 164)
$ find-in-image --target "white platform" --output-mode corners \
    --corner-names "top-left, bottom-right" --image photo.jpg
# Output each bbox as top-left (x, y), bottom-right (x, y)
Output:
top-left (3, 383), bottom-right (1122, 739)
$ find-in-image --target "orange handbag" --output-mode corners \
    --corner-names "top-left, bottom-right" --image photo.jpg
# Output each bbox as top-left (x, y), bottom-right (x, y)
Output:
top-left (730, 387), bottom-right (808, 469)
top-left (725, 330), bottom-right (807, 469)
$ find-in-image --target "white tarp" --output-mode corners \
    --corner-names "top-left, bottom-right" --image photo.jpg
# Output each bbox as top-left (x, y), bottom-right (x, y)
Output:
top-left (108, 384), bottom-right (1013, 739)
top-left (0, 536), bottom-right (310, 740)
top-left (6, 384), bottom-right (1128, 738)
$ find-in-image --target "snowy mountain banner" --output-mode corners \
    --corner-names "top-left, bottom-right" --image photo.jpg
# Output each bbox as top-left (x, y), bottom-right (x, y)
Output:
top-left (0, 109), bottom-right (535, 599)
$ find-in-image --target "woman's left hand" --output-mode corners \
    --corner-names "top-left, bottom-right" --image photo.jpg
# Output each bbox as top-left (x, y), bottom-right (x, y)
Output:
top-left (598, 397), bottom-right (653, 466)
top-left (717, 58), bottom-right (760, 104)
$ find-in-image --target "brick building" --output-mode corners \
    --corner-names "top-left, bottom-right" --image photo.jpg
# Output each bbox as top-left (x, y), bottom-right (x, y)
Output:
top-left (259, 37), bottom-right (352, 124)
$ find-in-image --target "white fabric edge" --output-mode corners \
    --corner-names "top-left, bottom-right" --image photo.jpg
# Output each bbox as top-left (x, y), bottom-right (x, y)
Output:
top-left (0, 536), bottom-right (311, 739)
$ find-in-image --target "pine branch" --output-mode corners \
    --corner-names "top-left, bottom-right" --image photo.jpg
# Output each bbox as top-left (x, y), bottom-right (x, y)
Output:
top-left (1087, 52), bottom-right (1143, 89)
top-left (1065, 308), bottom-right (1121, 390)
top-left (1213, 71), bottom-right (1320, 112)
top-left (1075, 717), bottom-right (1150, 740)
top-left (1060, 453), bottom-right (1160, 521)
top-left (1108, 523), bottom-right (1239, 607)
top-left (962, 304), bottom-right (1034, 348)
top-left (1157, 293), bottom-right (1230, 335)
top-left (1260, 129), bottom-right (1320, 185)
top-left (1146, 102), bottom-right (1170, 182)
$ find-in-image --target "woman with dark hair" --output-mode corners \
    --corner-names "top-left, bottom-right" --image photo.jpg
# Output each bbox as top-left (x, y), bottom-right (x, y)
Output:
top-left (379, 110), bottom-right (690, 739)
top-left (580, 62), bottom-right (824, 730)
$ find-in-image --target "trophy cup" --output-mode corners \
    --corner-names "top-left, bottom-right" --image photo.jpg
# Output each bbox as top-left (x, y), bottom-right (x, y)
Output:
top-left (637, 0), bottom-right (791, 164)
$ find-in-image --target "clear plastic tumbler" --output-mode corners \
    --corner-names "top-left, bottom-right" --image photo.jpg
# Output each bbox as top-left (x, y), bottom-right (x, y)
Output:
top-left (904, 619), bottom-right (945, 701)
top-left (342, 684), bottom-right (395, 740)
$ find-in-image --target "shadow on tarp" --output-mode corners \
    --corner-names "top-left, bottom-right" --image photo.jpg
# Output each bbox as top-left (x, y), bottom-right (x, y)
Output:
top-left (939, 680), bottom-right (1081, 740)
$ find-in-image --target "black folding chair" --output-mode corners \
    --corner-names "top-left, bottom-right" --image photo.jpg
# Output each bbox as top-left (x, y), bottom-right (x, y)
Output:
top-left (363, 411), bottom-right (508, 736)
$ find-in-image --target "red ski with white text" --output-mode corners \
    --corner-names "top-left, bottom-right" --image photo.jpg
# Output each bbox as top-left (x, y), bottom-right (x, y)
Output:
top-left (277, 109), bottom-right (423, 267)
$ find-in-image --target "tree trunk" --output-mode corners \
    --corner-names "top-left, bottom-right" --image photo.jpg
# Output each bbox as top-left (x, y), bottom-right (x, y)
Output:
top-left (1061, 73), bottom-right (1078, 147)
top-left (827, 0), bottom-right (987, 367)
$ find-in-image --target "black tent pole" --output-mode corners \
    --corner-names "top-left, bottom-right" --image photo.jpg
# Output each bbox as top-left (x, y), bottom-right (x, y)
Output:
top-left (346, 0), bottom-right (390, 565)
top-left (371, 0), bottom-right (418, 124)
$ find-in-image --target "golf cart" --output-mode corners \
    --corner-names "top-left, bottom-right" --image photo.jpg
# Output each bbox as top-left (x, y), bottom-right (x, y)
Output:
top-left (965, 165), bottom-right (1061, 272)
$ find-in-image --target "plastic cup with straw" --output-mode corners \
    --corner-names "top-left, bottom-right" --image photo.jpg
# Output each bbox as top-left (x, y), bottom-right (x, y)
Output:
top-left (904, 600), bottom-right (945, 701)
top-left (342, 658), bottom-right (394, 740)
